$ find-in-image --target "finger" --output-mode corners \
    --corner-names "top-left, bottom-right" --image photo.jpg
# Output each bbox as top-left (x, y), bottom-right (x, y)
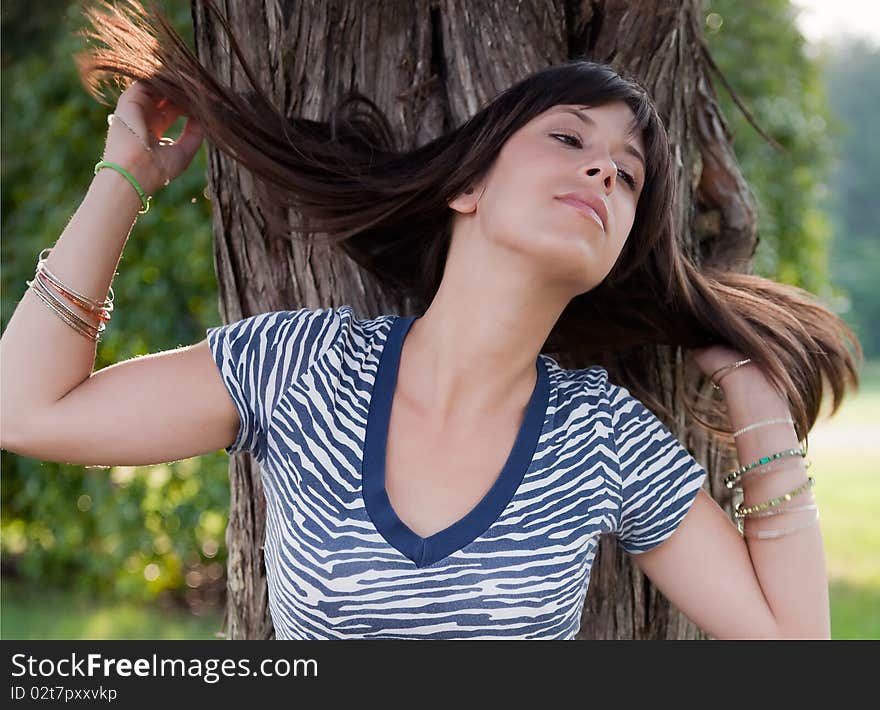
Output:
top-left (142, 100), bottom-right (183, 142)
top-left (174, 116), bottom-right (205, 153)
top-left (125, 80), bottom-right (156, 105)
top-left (157, 117), bottom-right (204, 173)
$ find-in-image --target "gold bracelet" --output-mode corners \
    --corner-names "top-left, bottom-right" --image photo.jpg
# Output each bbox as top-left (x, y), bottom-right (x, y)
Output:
top-left (741, 502), bottom-right (818, 519)
top-left (734, 477), bottom-right (815, 518)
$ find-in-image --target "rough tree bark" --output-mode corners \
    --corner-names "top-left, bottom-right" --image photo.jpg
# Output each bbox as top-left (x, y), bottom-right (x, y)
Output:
top-left (191, 0), bottom-right (757, 640)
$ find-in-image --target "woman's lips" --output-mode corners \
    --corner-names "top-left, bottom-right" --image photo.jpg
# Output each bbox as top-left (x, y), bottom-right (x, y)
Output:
top-left (556, 196), bottom-right (605, 231)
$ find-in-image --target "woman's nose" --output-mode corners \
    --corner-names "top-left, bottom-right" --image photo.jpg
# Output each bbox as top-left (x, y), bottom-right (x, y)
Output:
top-left (584, 159), bottom-right (617, 193)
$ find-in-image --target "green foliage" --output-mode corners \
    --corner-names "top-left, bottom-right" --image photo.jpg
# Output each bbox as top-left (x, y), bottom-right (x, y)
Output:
top-left (0, 1), bottom-right (231, 605)
top-left (821, 40), bottom-right (880, 359)
top-left (702, 0), bottom-right (835, 298)
top-left (0, 0), bottom-right (72, 66)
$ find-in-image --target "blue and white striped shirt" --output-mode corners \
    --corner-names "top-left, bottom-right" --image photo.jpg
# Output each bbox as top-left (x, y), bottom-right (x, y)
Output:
top-left (206, 305), bottom-right (707, 639)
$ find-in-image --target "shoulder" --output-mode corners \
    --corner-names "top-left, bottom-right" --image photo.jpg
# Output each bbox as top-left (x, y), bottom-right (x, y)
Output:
top-left (551, 361), bottom-right (611, 402)
top-left (206, 303), bottom-right (393, 340)
top-left (555, 365), bottom-right (659, 441)
top-left (205, 304), bottom-right (370, 369)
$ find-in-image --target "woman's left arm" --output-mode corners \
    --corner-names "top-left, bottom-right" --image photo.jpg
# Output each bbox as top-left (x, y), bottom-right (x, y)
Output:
top-left (695, 346), bottom-right (831, 639)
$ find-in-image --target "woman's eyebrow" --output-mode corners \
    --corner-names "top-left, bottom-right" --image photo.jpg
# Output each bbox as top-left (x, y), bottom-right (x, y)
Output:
top-left (551, 107), bottom-right (646, 170)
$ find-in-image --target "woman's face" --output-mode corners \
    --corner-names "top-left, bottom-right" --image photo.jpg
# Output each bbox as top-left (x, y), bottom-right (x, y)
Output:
top-left (451, 100), bottom-right (646, 296)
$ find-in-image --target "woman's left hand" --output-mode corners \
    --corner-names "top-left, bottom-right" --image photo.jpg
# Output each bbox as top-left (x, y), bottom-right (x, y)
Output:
top-left (690, 344), bottom-right (750, 383)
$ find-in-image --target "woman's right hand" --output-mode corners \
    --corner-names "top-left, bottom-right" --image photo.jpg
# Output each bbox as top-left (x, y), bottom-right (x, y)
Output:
top-left (101, 79), bottom-right (205, 196)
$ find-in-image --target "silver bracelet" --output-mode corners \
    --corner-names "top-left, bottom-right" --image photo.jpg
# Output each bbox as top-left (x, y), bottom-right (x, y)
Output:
top-left (733, 417), bottom-right (795, 438)
top-left (742, 508), bottom-right (820, 540)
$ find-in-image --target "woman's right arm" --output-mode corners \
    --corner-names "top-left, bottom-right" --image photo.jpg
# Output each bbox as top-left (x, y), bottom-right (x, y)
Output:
top-left (0, 81), bottom-right (234, 465)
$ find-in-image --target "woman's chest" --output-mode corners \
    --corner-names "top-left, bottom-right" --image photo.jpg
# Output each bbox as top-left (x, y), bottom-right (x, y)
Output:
top-left (383, 404), bottom-right (525, 539)
top-left (260, 378), bottom-right (617, 638)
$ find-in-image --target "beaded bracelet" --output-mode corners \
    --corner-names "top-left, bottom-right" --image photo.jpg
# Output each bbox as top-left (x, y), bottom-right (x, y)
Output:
top-left (735, 457), bottom-right (812, 488)
top-left (734, 477), bottom-right (815, 518)
top-left (741, 502), bottom-right (818, 520)
top-left (724, 447), bottom-right (808, 489)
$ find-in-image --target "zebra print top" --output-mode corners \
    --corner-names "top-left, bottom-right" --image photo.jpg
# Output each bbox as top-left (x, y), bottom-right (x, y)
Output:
top-left (206, 304), bottom-right (707, 640)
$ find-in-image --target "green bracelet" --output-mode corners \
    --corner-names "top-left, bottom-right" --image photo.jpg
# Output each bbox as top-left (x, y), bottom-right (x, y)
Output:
top-left (93, 160), bottom-right (151, 214)
top-left (723, 447), bottom-right (807, 489)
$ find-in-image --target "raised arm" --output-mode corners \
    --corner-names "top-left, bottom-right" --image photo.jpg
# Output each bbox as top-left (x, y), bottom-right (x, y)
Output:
top-left (0, 81), bottom-right (226, 465)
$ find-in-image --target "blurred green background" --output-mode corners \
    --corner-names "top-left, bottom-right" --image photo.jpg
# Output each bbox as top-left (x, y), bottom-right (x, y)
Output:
top-left (1, 0), bottom-right (877, 639)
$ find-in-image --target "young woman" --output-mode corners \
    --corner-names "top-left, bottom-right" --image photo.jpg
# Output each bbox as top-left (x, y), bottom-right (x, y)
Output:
top-left (0, 0), bottom-right (861, 640)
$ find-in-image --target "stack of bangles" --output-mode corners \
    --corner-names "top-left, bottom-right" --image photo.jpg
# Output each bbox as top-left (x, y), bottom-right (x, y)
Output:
top-left (24, 151), bottom-right (156, 343)
top-left (710, 358), bottom-right (818, 541)
top-left (26, 247), bottom-right (114, 343)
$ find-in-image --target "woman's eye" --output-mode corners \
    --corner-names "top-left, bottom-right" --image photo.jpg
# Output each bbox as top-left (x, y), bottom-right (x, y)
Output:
top-left (617, 169), bottom-right (637, 189)
top-left (551, 132), bottom-right (582, 148)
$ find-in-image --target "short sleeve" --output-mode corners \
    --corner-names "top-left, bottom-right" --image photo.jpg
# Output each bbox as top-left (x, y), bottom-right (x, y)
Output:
top-left (206, 306), bottom-right (341, 459)
top-left (606, 381), bottom-right (708, 555)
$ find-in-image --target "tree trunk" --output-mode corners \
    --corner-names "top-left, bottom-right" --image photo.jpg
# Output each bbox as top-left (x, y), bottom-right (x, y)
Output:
top-left (191, 0), bottom-right (757, 640)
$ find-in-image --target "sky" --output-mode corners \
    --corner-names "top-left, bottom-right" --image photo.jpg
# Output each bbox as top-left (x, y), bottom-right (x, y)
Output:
top-left (791, 0), bottom-right (880, 45)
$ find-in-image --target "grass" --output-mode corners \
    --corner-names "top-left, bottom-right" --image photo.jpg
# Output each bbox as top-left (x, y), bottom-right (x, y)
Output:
top-left (1, 360), bottom-right (877, 640)
top-left (0, 582), bottom-right (225, 640)
top-left (807, 357), bottom-right (880, 639)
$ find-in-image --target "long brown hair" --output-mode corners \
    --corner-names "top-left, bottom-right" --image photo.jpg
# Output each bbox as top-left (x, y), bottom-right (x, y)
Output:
top-left (74, 0), bottom-right (862, 450)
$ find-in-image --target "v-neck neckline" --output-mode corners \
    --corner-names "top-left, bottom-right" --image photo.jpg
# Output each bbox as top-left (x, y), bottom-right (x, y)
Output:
top-left (361, 313), bottom-right (552, 568)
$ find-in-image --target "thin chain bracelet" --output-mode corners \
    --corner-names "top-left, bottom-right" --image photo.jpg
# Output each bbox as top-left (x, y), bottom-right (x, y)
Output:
top-left (724, 447), bottom-right (808, 489)
top-left (107, 113), bottom-right (171, 187)
top-left (742, 508), bottom-right (820, 540)
top-left (734, 477), bottom-right (815, 518)
top-left (108, 113), bottom-right (153, 153)
top-left (733, 417), bottom-right (794, 439)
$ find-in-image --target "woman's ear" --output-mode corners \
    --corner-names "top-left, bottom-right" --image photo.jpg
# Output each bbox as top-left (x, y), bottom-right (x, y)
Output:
top-left (448, 184), bottom-right (481, 214)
